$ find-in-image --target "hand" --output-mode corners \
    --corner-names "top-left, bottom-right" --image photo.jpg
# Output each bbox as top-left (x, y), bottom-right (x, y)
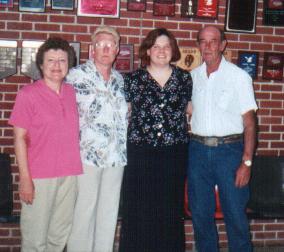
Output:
top-left (235, 163), bottom-right (251, 188)
top-left (19, 176), bottom-right (35, 204)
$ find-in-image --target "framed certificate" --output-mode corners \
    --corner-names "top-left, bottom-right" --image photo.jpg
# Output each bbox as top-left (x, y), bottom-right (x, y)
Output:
top-left (176, 47), bottom-right (201, 71)
top-left (69, 42), bottom-right (80, 66)
top-left (263, 0), bottom-right (284, 26)
top-left (21, 40), bottom-right (44, 80)
top-left (238, 51), bottom-right (259, 80)
top-left (19, 0), bottom-right (45, 12)
top-left (0, 40), bottom-right (17, 80)
top-left (225, 0), bottom-right (258, 33)
top-left (77, 0), bottom-right (120, 18)
top-left (114, 44), bottom-right (134, 73)
top-left (51, 0), bottom-right (74, 10)
top-left (0, 0), bottom-right (13, 7)
top-left (153, 0), bottom-right (175, 16)
top-left (196, 0), bottom-right (218, 19)
top-left (262, 52), bottom-right (284, 81)
top-left (127, 0), bottom-right (146, 11)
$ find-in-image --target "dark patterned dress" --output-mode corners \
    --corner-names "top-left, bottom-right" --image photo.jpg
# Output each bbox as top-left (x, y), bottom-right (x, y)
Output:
top-left (119, 66), bottom-right (192, 252)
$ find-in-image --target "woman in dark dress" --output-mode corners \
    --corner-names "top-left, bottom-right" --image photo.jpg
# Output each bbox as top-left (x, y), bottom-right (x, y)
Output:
top-left (119, 28), bottom-right (193, 252)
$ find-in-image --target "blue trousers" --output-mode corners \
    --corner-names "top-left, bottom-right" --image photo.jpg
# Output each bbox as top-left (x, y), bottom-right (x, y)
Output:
top-left (187, 140), bottom-right (252, 252)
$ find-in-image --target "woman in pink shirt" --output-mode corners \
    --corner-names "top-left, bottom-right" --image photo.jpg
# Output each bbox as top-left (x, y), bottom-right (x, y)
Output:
top-left (9, 37), bottom-right (82, 252)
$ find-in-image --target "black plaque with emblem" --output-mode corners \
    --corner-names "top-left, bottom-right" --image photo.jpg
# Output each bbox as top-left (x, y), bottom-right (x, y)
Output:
top-left (181, 0), bottom-right (196, 18)
top-left (0, 40), bottom-right (17, 80)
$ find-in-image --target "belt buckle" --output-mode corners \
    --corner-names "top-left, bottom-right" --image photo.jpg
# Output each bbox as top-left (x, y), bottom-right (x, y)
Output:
top-left (205, 137), bottom-right (218, 147)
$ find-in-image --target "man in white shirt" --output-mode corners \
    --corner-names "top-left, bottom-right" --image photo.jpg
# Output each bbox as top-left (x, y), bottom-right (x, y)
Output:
top-left (188, 26), bottom-right (257, 252)
top-left (66, 26), bottom-right (128, 252)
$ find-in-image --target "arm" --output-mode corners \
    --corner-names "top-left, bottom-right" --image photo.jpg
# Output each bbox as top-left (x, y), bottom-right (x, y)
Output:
top-left (235, 110), bottom-right (257, 188)
top-left (14, 126), bottom-right (35, 204)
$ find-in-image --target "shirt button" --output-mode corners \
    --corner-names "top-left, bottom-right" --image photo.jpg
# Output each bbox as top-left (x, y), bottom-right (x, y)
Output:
top-left (158, 124), bottom-right (162, 128)
top-left (157, 132), bottom-right (162, 137)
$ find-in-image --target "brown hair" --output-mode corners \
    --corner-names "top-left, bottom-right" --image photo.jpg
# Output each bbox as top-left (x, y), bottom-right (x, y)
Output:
top-left (139, 28), bottom-right (181, 66)
top-left (36, 37), bottom-right (76, 77)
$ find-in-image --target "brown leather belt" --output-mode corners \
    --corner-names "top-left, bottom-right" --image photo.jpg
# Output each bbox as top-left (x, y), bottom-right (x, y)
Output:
top-left (191, 134), bottom-right (243, 147)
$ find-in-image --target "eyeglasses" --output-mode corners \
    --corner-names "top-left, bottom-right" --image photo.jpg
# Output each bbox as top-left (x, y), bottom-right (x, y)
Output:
top-left (46, 58), bottom-right (68, 65)
top-left (94, 41), bottom-right (117, 49)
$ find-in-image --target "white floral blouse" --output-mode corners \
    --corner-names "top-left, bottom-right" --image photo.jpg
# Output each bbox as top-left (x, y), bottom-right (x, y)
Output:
top-left (66, 60), bottom-right (128, 168)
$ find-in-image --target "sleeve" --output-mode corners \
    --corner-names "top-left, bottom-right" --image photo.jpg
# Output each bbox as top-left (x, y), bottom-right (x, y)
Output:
top-left (8, 89), bottom-right (33, 130)
top-left (237, 71), bottom-right (258, 114)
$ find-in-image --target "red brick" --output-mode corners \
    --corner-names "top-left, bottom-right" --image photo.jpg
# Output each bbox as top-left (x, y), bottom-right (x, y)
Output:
top-left (35, 23), bottom-right (60, 31)
top-left (260, 101), bottom-right (282, 108)
top-left (22, 14), bottom-right (47, 22)
top-left (0, 31), bottom-right (20, 39)
top-left (50, 15), bottom-right (75, 23)
top-left (265, 224), bottom-right (284, 231)
top-left (259, 133), bottom-right (281, 140)
top-left (255, 232), bottom-right (277, 239)
top-left (22, 32), bottom-right (48, 40)
top-left (0, 13), bottom-right (20, 20)
top-left (62, 25), bottom-right (88, 33)
top-left (261, 84), bottom-right (282, 92)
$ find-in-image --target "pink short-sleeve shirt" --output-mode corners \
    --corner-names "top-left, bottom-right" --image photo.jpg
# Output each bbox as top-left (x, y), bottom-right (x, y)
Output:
top-left (9, 79), bottom-right (82, 179)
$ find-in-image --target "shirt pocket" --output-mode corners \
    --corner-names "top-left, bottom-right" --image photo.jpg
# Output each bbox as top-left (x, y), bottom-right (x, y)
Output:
top-left (215, 88), bottom-right (231, 111)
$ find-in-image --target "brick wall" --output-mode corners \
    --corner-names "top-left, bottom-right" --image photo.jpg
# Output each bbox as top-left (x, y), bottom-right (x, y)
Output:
top-left (1, 0), bottom-right (284, 250)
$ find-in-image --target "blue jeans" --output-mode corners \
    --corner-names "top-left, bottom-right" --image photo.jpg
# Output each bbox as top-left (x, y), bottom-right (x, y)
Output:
top-left (187, 139), bottom-right (252, 252)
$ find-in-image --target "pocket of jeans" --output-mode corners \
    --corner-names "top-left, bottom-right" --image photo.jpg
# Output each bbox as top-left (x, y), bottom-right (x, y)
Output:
top-left (223, 141), bottom-right (243, 154)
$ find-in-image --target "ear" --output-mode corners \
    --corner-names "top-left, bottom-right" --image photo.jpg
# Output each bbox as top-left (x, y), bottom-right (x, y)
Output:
top-left (147, 49), bottom-right (150, 56)
top-left (220, 40), bottom-right (227, 52)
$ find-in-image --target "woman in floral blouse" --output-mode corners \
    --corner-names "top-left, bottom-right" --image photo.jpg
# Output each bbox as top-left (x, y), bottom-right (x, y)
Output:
top-left (119, 28), bottom-right (193, 252)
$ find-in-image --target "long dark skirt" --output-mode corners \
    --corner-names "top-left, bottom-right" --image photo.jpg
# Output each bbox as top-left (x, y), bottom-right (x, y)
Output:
top-left (119, 143), bottom-right (187, 252)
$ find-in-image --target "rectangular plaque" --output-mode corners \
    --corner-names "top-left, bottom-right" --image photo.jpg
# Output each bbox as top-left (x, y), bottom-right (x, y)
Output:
top-left (153, 0), bottom-right (175, 16)
top-left (127, 0), bottom-right (146, 11)
top-left (51, 0), bottom-right (74, 10)
top-left (225, 0), bottom-right (258, 33)
top-left (196, 0), bottom-right (218, 19)
top-left (0, 40), bottom-right (17, 80)
top-left (69, 42), bottom-right (80, 66)
top-left (78, 0), bottom-right (120, 18)
top-left (238, 51), bottom-right (259, 80)
top-left (0, 0), bottom-right (13, 7)
top-left (262, 52), bottom-right (284, 81)
top-left (21, 40), bottom-right (44, 80)
top-left (263, 0), bottom-right (284, 26)
top-left (19, 0), bottom-right (45, 12)
top-left (176, 47), bottom-right (201, 71)
top-left (181, 0), bottom-right (196, 18)
top-left (114, 44), bottom-right (134, 73)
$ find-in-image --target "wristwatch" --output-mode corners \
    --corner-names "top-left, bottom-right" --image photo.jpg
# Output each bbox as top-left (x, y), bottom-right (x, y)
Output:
top-left (243, 160), bottom-right (252, 167)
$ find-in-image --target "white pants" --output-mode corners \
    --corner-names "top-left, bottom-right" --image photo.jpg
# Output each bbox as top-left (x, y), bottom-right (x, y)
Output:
top-left (21, 176), bottom-right (77, 252)
top-left (67, 164), bottom-right (124, 252)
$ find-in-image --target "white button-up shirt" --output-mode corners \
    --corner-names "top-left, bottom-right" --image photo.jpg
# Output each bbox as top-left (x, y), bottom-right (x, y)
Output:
top-left (66, 60), bottom-right (128, 168)
top-left (191, 57), bottom-right (258, 137)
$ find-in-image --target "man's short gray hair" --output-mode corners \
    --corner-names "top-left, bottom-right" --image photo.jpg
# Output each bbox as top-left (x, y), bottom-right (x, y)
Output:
top-left (91, 25), bottom-right (120, 45)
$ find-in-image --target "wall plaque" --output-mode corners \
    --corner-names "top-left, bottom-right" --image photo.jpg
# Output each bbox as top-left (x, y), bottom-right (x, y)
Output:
top-left (225, 0), bottom-right (258, 33)
top-left (0, 40), bottom-right (17, 80)
top-left (176, 47), bottom-right (201, 71)
top-left (0, 0), bottom-right (13, 7)
top-left (51, 0), bottom-right (74, 10)
top-left (238, 51), bottom-right (259, 79)
top-left (21, 40), bottom-right (43, 80)
top-left (127, 0), bottom-right (146, 11)
top-left (114, 44), bottom-right (134, 73)
top-left (262, 52), bottom-right (284, 81)
top-left (196, 0), bottom-right (218, 19)
top-left (153, 0), bottom-right (175, 16)
top-left (263, 0), bottom-right (284, 26)
top-left (19, 0), bottom-right (45, 12)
